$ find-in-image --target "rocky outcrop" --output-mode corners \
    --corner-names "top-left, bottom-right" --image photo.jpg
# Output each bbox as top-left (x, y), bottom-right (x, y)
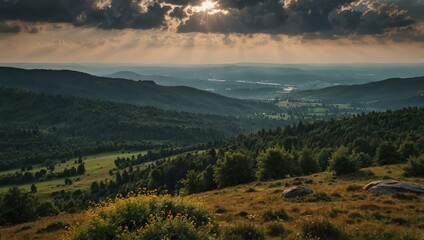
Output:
top-left (281, 186), bottom-right (313, 198)
top-left (363, 179), bottom-right (424, 195)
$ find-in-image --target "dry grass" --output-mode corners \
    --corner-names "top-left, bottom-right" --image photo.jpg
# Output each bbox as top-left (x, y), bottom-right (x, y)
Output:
top-left (1, 164), bottom-right (423, 239)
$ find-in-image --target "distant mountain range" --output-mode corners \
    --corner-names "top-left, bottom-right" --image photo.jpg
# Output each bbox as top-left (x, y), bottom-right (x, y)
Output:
top-left (0, 67), bottom-right (279, 116)
top-left (293, 76), bottom-right (424, 108)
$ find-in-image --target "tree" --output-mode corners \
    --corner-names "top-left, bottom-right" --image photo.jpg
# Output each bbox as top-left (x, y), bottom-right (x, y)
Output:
top-left (351, 151), bottom-right (373, 168)
top-left (398, 141), bottom-right (418, 162)
top-left (404, 154), bottom-right (424, 177)
top-left (122, 170), bottom-right (130, 184)
top-left (317, 148), bottom-right (332, 171)
top-left (375, 142), bottom-right (399, 165)
top-left (256, 147), bottom-right (292, 181)
top-left (214, 152), bottom-right (254, 188)
top-left (329, 146), bottom-right (360, 175)
top-left (180, 170), bottom-right (202, 195)
top-left (77, 163), bottom-right (85, 175)
top-left (299, 147), bottom-right (320, 175)
top-left (36, 201), bottom-right (59, 217)
top-left (0, 187), bottom-right (38, 225)
top-left (30, 184), bottom-right (37, 193)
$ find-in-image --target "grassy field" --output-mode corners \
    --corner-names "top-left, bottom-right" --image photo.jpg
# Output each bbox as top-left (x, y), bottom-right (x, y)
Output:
top-left (0, 151), bottom-right (147, 200)
top-left (1, 164), bottom-right (423, 239)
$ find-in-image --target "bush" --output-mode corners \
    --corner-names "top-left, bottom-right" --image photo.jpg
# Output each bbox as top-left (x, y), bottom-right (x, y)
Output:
top-left (223, 223), bottom-right (265, 240)
top-left (62, 193), bottom-right (217, 240)
top-left (256, 147), bottom-right (293, 181)
top-left (0, 187), bottom-right (39, 225)
top-left (403, 155), bottom-right (424, 177)
top-left (266, 222), bottom-right (285, 237)
top-left (37, 221), bottom-right (69, 233)
top-left (37, 201), bottom-right (59, 217)
top-left (262, 209), bottom-right (290, 221)
top-left (301, 218), bottom-right (348, 240)
top-left (214, 152), bottom-right (255, 188)
top-left (329, 146), bottom-right (360, 175)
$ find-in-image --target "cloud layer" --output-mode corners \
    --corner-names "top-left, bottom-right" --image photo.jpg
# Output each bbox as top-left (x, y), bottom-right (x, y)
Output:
top-left (0, 0), bottom-right (422, 41)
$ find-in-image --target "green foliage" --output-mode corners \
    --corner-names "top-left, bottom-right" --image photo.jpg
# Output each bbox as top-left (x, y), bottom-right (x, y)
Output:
top-left (123, 216), bottom-right (213, 240)
top-left (31, 183), bottom-right (37, 193)
top-left (223, 223), bottom-right (265, 240)
top-left (376, 141), bottom-right (400, 165)
top-left (0, 88), bottom-right (279, 170)
top-left (262, 209), bottom-right (290, 221)
top-left (301, 218), bottom-right (348, 240)
top-left (63, 194), bottom-right (217, 240)
top-left (398, 141), bottom-right (418, 162)
top-left (37, 201), bottom-right (60, 217)
top-left (266, 222), bottom-right (286, 237)
top-left (351, 151), bottom-right (373, 168)
top-left (180, 170), bottom-right (203, 195)
top-left (403, 154), bottom-right (424, 177)
top-left (329, 146), bottom-right (360, 175)
top-left (36, 221), bottom-right (69, 233)
top-left (256, 147), bottom-right (293, 181)
top-left (317, 148), bottom-right (332, 171)
top-left (299, 147), bottom-right (320, 175)
top-left (214, 152), bottom-right (255, 188)
top-left (0, 187), bottom-right (38, 225)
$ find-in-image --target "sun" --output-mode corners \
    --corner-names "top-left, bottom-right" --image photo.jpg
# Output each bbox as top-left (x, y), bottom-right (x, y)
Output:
top-left (198, 0), bottom-right (217, 12)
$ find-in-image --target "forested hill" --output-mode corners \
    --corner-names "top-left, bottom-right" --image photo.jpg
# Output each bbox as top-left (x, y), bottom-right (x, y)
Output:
top-left (0, 67), bottom-right (279, 116)
top-left (293, 76), bottom-right (424, 108)
top-left (0, 88), bottom-right (282, 170)
top-left (104, 107), bottom-right (424, 195)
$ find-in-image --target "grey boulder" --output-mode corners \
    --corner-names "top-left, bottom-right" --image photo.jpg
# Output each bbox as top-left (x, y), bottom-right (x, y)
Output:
top-left (281, 186), bottom-right (313, 198)
top-left (363, 179), bottom-right (424, 195)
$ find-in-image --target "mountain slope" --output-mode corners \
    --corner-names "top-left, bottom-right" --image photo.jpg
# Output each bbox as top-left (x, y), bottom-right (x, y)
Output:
top-left (294, 76), bottom-right (424, 108)
top-left (0, 67), bottom-right (279, 115)
top-left (0, 88), bottom-right (281, 170)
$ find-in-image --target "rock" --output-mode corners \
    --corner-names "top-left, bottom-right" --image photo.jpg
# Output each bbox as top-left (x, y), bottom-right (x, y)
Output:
top-left (281, 186), bottom-right (313, 198)
top-left (363, 179), bottom-right (424, 195)
top-left (293, 177), bottom-right (313, 184)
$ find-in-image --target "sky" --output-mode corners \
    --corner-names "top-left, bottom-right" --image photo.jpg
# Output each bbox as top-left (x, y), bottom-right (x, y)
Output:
top-left (0, 0), bottom-right (423, 64)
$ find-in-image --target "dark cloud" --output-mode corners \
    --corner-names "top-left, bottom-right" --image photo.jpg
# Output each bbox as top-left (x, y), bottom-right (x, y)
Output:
top-left (0, 0), bottom-right (170, 30)
top-left (0, 22), bottom-right (21, 33)
top-left (0, 0), bottom-right (421, 41)
top-left (177, 0), bottom-right (419, 38)
top-left (179, 0), bottom-right (288, 34)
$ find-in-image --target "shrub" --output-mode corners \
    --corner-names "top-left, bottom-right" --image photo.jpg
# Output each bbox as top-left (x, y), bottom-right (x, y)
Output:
top-left (266, 222), bottom-right (285, 237)
top-left (403, 155), bottom-right (424, 177)
top-left (376, 142), bottom-right (399, 165)
top-left (214, 152), bottom-right (255, 188)
top-left (37, 221), bottom-right (69, 233)
top-left (123, 216), bottom-right (212, 240)
top-left (0, 187), bottom-right (38, 225)
top-left (262, 209), bottom-right (290, 221)
top-left (37, 201), bottom-right (59, 217)
top-left (303, 192), bottom-right (332, 203)
top-left (62, 193), bottom-right (217, 240)
top-left (223, 223), bottom-right (265, 240)
top-left (256, 147), bottom-right (293, 181)
top-left (15, 225), bottom-right (33, 233)
top-left (301, 218), bottom-right (348, 240)
top-left (329, 146), bottom-right (360, 175)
